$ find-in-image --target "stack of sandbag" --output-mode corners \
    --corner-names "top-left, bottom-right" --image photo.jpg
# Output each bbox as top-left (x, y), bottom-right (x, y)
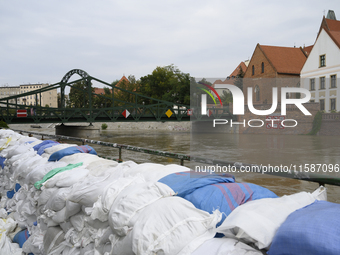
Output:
top-left (216, 186), bottom-right (327, 253)
top-left (1, 129), bottom-right (331, 255)
top-left (0, 130), bottom-right (224, 254)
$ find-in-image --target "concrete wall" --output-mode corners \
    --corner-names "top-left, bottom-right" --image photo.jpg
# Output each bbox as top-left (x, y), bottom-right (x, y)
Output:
top-left (319, 113), bottom-right (340, 136)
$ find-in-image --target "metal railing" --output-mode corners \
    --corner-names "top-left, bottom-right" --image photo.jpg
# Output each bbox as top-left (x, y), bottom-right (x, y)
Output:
top-left (11, 129), bottom-right (340, 187)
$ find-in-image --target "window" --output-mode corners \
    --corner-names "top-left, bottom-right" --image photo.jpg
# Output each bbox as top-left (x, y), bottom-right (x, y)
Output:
top-left (310, 78), bottom-right (315, 90)
top-left (255, 85), bottom-right (260, 101)
top-left (320, 77), bottom-right (325, 89)
top-left (331, 75), bottom-right (337, 88)
top-left (252, 65), bottom-right (255, 76)
top-left (319, 54), bottom-right (326, 67)
top-left (320, 99), bottom-right (325, 111)
top-left (261, 62), bottom-right (264, 73)
top-left (331, 98), bottom-right (336, 111)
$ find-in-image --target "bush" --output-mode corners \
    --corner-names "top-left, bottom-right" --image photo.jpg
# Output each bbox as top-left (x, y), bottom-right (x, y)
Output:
top-left (101, 123), bottom-right (108, 130)
top-left (307, 111), bottom-right (322, 135)
top-left (0, 120), bottom-right (9, 129)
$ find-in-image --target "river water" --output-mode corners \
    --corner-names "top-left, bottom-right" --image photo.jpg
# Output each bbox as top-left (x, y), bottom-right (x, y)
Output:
top-left (9, 124), bottom-right (340, 203)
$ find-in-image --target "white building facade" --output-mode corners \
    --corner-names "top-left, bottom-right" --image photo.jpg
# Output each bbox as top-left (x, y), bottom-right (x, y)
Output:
top-left (301, 28), bottom-right (340, 112)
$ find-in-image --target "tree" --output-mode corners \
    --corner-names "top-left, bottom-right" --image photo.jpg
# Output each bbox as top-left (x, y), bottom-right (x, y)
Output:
top-left (93, 86), bottom-right (112, 108)
top-left (234, 66), bottom-right (245, 91)
top-left (114, 75), bottom-right (140, 106)
top-left (68, 80), bottom-right (94, 108)
top-left (139, 65), bottom-right (190, 105)
top-left (220, 90), bottom-right (233, 105)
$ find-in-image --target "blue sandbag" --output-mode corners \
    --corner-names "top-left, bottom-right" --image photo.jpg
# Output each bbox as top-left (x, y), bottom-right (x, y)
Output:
top-left (37, 142), bottom-right (60, 156)
top-left (48, 145), bottom-right (97, 161)
top-left (6, 183), bottom-right (21, 199)
top-left (33, 140), bottom-right (59, 152)
top-left (13, 229), bottom-right (30, 248)
top-left (0, 156), bottom-right (5, 169)
top-left (158, 171), bottom-right (235, 197)
top-left (269, 200), bottom-right (340, 255)
top-left (184, 182), bottom-right (278, 226)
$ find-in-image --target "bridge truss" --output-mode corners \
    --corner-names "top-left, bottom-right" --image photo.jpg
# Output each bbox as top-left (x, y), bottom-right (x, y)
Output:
top-left (0, 69), bottom-right (233, 124)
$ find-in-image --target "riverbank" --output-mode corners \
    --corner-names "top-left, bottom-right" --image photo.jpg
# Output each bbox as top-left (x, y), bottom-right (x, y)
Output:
top-left (9, 121), bottom-right (191, 133)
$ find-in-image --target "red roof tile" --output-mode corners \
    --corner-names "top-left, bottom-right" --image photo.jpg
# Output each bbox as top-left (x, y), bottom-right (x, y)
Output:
top-left (302, 45), bottom-right (314, 56)
top-left (229, 62), bottom-right (247, 77)
top-left (259, 45), bottom-right (307, 74)
top-left (325, 18), bottom-right (340, 31)
top-left (329, 31), bottom-right (340, 48)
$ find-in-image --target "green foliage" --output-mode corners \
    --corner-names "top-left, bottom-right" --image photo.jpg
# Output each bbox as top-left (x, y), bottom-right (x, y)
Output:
top-left (69, 81), bottom-right (94, 108)
top-left (114, 75), bottom-right (140, 106)
top-left (234, 66), bottom-right (245, 91)
top-left (0, 120), bottom-right (9, 128)
top-left (139, 65), bottom-right (190, 105)
top-left (220, 90), bottom-right (233, 105)
top-left (101, 123), bottom-right (108, 130)
top-left (93, 86), bottom-right (112, 108)
top-left (307, 111), bottom-right (323, 135)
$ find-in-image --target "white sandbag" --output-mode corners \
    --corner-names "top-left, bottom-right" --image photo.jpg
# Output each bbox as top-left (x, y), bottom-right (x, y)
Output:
top-left (216, 189), bottom-right (325, 249)
top-left (88, 160), bottom-right (138, 180)
top-left (0, 235), bottom-right (22, 255)
top-left (44, 187), bottom-right (72, 212)
top-left (7, 150), bottom-right (37, 169)
top-left (108, 181), bottom-right (175, 236)
top-left (23, 229), bottom-right (45, 255)
top-left (191, 237), bottom-right (263, 255)
top-left (38, 187), bottom-right (59, 207)
top-left (17, 136), bottom-right (39, 144)
top-left (3, 143), bottom-right (33, 159)
top-left (25, 161), bottom-right (68, 185)
top-left (43, 226), bottom-right (65, 254)
top-left (43, 167), bottom-right (89, 188)
top-left (51, 201), bottom-right (82, 224)
top-left (70, 213), bottom-right (85, 232)
top-left (68, 172), bottom-right (138, 208)
top-left (59, 153), bottom-right (100, 166)
top-left (91, 175), bottom-right (145, 222)
top-left (86, 158), bottom-right (119, 173)
top-left (12, 155), bottom-right (48, 181)
top-left (130, 196), bottom-right (221, 255)
top-left (123, 163), bottom-right (188, 182)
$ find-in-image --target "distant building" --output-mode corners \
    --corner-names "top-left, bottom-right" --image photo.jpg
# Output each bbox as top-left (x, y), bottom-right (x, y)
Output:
top-left (0, 86), bottom-right (20, 105)
top-left (243, 44), bottom-right (307, 105)
top-left (301, 10), bottom-right (340, 112)
top-left (212, 61), bottom-right (249, 96)
top-left (0, 83), bottom-right (57, 107)
top-left (93, 75), bottom-right (130, 95)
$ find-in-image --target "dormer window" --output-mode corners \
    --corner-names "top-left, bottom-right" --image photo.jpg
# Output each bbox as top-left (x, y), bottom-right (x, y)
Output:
top-left (319, 54), bottom-right (326, 67)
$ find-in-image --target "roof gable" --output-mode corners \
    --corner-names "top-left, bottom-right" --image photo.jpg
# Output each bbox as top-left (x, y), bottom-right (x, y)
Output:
top-left (259, 45), bottom-right (307, 74)
top-left (229, 61), bottom-right (247, 77)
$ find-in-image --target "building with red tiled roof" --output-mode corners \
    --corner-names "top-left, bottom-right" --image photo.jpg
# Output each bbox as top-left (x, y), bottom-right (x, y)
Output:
top-left (93, 76), bottom-right (129, 95)
top-left (243, 44), bottom-right (307, 104)
top-left (301, 10), bottom-right (340, 112)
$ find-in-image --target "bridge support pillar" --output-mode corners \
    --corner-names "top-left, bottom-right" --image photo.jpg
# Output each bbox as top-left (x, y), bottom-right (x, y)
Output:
top-left (55, 124), bottom-right (100, 138)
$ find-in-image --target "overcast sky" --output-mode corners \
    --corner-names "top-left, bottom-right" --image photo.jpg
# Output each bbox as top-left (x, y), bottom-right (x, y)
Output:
top-left (1, 0), bottom-right (339, 87)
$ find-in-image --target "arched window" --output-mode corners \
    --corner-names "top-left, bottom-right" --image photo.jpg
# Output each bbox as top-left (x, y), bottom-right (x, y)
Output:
top-left (255, 85), bottom-right (260, 101)
top-left (261, 62), bottom-right (264, 73)
top-left (252, 65), bottom-right (255, 75)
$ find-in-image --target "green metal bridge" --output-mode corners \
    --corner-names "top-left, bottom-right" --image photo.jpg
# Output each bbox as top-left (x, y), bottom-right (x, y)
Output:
top-left (0, 69), bottom-right (233, 124)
